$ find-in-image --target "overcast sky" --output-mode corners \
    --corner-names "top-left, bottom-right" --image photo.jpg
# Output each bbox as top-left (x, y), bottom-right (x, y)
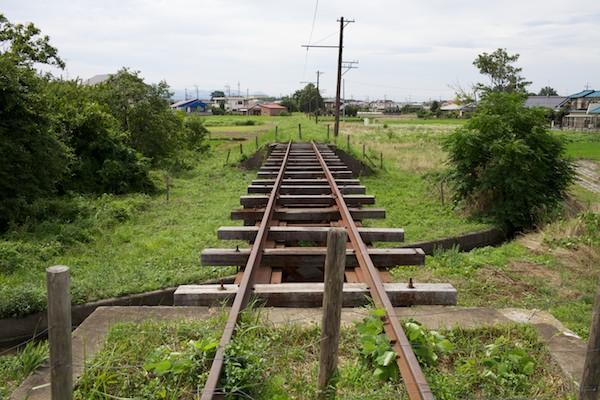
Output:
top-left (3, 0), bottom-right (600, 101)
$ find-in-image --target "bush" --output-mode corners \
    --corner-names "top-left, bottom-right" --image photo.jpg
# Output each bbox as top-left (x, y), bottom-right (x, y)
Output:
top-left (443, 93), bottom-right (575, 231)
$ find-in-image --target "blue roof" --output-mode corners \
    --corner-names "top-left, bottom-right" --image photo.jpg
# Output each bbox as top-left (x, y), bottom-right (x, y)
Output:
top-left (568, 89), bottom-right (596, 98)
top-left (589, 105), bottom-right (600, 114)
top-left (171, 98), bottom-right (207, 108)
top-left (586, 91), bottom-right (600, 98)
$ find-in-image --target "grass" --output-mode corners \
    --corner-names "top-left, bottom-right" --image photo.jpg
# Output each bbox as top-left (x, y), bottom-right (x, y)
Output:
top-left (70, 309), bottom-right (573, 399)
top-left (2, 116), bottom-right (599, 397)
top-left (0, 341), bottom-right (48, 398)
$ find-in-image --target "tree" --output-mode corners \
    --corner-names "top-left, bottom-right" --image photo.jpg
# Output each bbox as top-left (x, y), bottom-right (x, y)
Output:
top-left (0, 14), bottom-right (69, 227)
top-left (93, 69), bottom-right (184, 162)
top-left (210, 90), bottom-right (225, 100)
top-left (443, 92), bottom-right (574, 231)
top-left (473, 48), bottom-right (531, 96)
top-left (538, 86), bottom-right (558, 96)
top-left (292, 84), bottom-right (323, 114)
top-left (344, 104), bottom-right (358, 117)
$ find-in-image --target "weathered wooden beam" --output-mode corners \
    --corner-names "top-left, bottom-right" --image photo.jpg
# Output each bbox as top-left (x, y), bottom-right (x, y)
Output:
top-left (231, 207), bottom-right (385, 221)
top-left (174, 282), bottom-right (457, 307)
top-left (240, 195), bottom-right (375, 207)
top-left (247, 185), bottom-right (366, 195)
top-left (201, 247), bottom-right (424, 267)
top-left (217, 226), bottom-right (405, 242)
top-left (260, 165), bottom-right (348, 172)
top-left (257, 171), bottom-right (353, 179)
top-left (251, 179), bottom-right (360, 186)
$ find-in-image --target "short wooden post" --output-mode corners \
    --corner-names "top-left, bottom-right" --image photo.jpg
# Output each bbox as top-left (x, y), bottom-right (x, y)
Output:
top-left (327, 124), bottom-right (330, 140)
top-left (380, 152), bottom-right (383, 168)
top-left (226, 149), bottom-right (231, 163)
top-left (298, 123), bottom-right (302, 140)
top-left (580, 275), bottom-right (600, 400)
top-left (347, 135), bottom-right (350, 150)
top-left (255, 136), bottom-right (259, 149)
top-left (239, 143), bottom-right (243, 154)
top-left (362, 144), bottom-right (366, 157)
top-left (275, 126), bottom-right (279, 140)
top-left (165, 175), bottom-right (170, 203)
top-left (47, 266), bottom-right (73, 400)
top-left (317, 228), bottom-right (347, 399)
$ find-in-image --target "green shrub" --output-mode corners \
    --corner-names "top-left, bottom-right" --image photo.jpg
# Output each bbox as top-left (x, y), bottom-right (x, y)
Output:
top-left (443, 92), bottom-right (575, 231)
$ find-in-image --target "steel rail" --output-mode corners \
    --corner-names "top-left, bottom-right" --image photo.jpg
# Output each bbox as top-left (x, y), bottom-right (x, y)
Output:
top-left (201, 141), bottom-right (293, 399)
top-left (311, 141), bottom-right (434, 400)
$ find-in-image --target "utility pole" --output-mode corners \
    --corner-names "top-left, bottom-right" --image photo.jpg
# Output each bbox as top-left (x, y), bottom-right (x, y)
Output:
top-left (316, 70), bottom-right (324, 124)
top-left (302, 17), bottom-right (354, 136)
top-left (334, 17), bottom-right (354, 136)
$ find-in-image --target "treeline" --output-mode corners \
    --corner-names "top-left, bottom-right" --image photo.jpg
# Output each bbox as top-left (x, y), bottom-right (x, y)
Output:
top-left (0, 14), bottom-right (208, 231)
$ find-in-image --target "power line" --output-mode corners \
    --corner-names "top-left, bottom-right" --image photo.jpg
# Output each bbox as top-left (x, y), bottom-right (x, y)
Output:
top-left (303, 0), bottom-right (320, 81)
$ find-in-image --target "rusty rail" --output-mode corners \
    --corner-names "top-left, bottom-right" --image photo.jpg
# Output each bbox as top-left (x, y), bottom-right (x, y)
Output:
top-left (312, 141), bottom-right (434, 400)
top-left (201, 141), bottom-right (292, 399)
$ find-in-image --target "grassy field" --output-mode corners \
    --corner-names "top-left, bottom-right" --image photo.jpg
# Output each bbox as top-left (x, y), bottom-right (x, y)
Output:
top-left (2, 115), bottom-right (600, 397)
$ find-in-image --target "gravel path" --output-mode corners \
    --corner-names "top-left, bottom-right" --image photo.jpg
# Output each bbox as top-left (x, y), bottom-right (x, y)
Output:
top-left (576, 160), bottom-right (600, 195)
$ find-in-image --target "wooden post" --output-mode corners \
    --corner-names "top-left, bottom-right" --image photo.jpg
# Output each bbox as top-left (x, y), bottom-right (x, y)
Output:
top-left (226, 149), bottom-right (231, 163)
top-left (581, 275), bottom-right (600, 400)
top-left (47, 266), bottom-right (73, 400)
top-left (327, 124), bottom-right (330, 140)
top-left (298, 123), bottom-right (302, 140)
top-left (317, 228), bottom-right (347, 399)
top-left (380, 152), bottom-right (383, 168)
top-left (239, 143), bottom-right (243, 154)
top-left (165, 175), bottom-right (170, 203)
top-left (347, 135), bottom-right (350, 150)
top-left (255, 136), bottom-right (259, 149)
top-left (440, 181), bottom-right (445, 205)
top-left (362, 144), bottom-right (366, 157)
top-left (275, 126), bottom-right (279, 140)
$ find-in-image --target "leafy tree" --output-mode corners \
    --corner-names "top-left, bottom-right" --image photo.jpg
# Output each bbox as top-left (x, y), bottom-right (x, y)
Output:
top-left (280, 96), bottom-right (298, 113)
top-left (443, 92), bottom-right (574, 231)
top-left (292, 84), bottom-right (323, 114)
top-left (538, 86), bottom-right (558, 96)
top-left (210, 90), bottom-right (225, 100)
top-left (473, 48), bottom-right (531, 96)
top-left (344, 104), bottom-right (358, 117)
top-left (0, 14), bottom-right (69, 227)
top-left (47, 79), bottom-right (153, 194)
top-left (93, 69), bottom-right (184, 162)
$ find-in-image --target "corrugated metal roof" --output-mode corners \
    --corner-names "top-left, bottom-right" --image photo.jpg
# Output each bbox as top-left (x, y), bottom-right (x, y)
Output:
top-left (568, 89), bottom-right (595, 98)
top-left (586, 91), bottom-right (600, 98)
top-left (524, 96), bottom-right (568, 109)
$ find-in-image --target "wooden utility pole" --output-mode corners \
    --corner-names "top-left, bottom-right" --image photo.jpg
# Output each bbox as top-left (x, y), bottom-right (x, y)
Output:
top-left (302, 17), bottom-right (353, 137)
top-left (316, 70), bottom-right (324, 124)
top-left (581, 275), bottom-right (600, 400)
top-left (317, 228), bottom-right (348, 398)
top-left (47, 266), bottom-right (73, 400)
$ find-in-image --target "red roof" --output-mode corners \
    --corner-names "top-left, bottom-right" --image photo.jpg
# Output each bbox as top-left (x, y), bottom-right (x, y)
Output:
top-left (261, 104), bottom-right (287, 109)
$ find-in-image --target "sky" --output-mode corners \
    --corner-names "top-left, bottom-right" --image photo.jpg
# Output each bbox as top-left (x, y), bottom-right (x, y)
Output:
top-left (2, 0), bottom-right (600, 102)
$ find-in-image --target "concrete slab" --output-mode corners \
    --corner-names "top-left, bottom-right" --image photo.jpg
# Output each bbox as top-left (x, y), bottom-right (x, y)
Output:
top-left (11, 306), bottom-right (585, 399)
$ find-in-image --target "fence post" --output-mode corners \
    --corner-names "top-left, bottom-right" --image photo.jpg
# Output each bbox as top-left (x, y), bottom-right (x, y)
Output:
top-left (275, 126), bottom-right (279, 140)
top-left (327, 124), bottom-right (330, 140)
top-left (347, 135), bottom-right (350, 151)
top-left (317, 228), bottom-right (347, 399)
top-left (580, 275), bottom-right (600, 400)
top-left (239, 143), bottom-right (243, 154)
top-left (226, 149), bottom-right (231, 163)
top-left (380, 152), bottom-right (383, 168)
top-left (255, 136), bottom-right (259, 149)
top-left (298, 123), bottom-right (302, 140)
top-left (362, 144), bottom-right (366, 158)
top-left (47, 266), bottom-right (73, 400)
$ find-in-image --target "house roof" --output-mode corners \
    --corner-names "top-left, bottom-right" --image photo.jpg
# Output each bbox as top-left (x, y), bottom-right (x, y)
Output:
top-left (568, 89), bottom-right (596, 98)
top-left (524, 96), bottom-right (569, 110)
top-left (261, 104), bottom-right (287, 109)
top-left (586, 91), bottom-right (600, 98)
top-left (589, 104), bottom-right (600, 114)
top-left (170, 98), bottom-right (207, 108)
top-left (83, 74), bottom-right (111, 85)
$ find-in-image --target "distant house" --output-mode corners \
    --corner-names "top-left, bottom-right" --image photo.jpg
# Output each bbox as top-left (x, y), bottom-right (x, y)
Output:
top-left (562, 90), bottom-right (600, 131)
top-left (440, 102), bottom-right (475, 117)
top-left (524, 96), bottom-right (569, 111)
top-left (83, 74), bottom-right (111, 85)
top-left (260, 104), bottom-right (288, 116)
top-left (246, 103), bottom-right (262, 116)
top-left (170, 98), bottom-right (209, 113)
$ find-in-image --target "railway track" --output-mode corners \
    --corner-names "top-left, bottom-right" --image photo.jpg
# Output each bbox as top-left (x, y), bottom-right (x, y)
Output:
top-left (175, 141), bottom-right (456, 399)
